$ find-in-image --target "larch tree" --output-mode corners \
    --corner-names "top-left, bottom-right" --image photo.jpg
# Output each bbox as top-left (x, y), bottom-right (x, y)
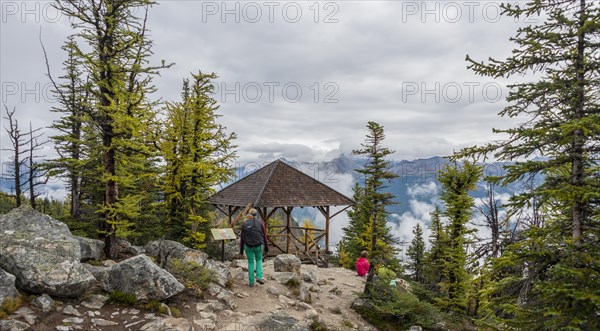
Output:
top-left (438, 161), bottom-right (482, 312)
top-left (457, 1), bottom-right (600, 328)
top-left (45, 36), bottom-right (90, 219)
top-left (161, 72), bottom-right (237, 249)
top-left (53, 0), bottom-right (172, 258)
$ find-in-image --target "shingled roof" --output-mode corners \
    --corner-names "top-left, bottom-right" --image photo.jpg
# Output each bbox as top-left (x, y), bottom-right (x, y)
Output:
top-left (208, 159), bottom-right (354, 208)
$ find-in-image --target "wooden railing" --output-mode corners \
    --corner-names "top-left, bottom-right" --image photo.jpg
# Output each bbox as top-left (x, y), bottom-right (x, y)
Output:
top-left (267, 225), bottom-right (328, 266)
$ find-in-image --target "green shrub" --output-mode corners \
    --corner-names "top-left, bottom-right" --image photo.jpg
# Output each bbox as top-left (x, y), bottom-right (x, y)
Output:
top-left (285, 277), bottom-right (301, 296)
top-left (0, 296), bottom-right (23, 319)
top-left (108, 291), bottom-right (137, 306)
top-left (170, 306), bottom-right (181, 318)
top-left (138, 300), bottom-right (162, 311)
top-left (355, 278), bottom-right (444, 330)
top-left (310, 319), bottom-right (329, 331)
top-left (168, 258), bottom-right (217, 293)
top-left (285, 277), bottom-right (301, 288)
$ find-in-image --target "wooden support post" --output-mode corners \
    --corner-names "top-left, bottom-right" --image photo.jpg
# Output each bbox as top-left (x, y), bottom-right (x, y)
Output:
top-left (285, 207), bottom-right (293, 254)
top-left (325, 206), bottom-right (330, 267)
top-left (228, 206), bottom-right (233, 225)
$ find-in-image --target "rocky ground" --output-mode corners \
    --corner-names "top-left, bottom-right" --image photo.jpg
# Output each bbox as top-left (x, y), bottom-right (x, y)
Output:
top-left (0, 206), bottom-right (381, 331)
top-left (2, 258), bottom-right (376, 331)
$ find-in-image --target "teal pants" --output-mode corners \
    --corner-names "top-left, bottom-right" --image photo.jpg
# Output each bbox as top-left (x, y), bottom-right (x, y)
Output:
top-left (244, 244), bottom-right (263, 285)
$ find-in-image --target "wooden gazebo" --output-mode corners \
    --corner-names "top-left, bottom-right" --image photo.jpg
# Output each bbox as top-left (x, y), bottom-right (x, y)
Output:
top-left (208, 159), bottom-right (354, 266)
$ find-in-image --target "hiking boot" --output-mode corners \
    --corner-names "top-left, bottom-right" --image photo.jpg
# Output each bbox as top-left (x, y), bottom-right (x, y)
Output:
top-left (256, 279), bottom-right (265, 285)
top-left (249, 283), bottom-right (254, 287)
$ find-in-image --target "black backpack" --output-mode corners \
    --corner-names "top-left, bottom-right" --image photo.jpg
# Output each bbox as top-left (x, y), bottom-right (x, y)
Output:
top-left (241, 218), bottom-right (263, 247)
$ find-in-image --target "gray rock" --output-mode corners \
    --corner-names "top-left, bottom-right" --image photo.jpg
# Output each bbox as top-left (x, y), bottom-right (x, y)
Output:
top-left (408, 326), bottom-right (423, 331)
top-left (247, 311), bottom-right (309, 331)
top-left (234, 271), bottom-right (245, 280)
top-left (204, 259), bottom-right (231, 287)
top-left (81, 294), bottom-right (108, 309)
top-left (298, 302), bottom-right (313, 310)
top-left (0, 268), bottom-right (18, 306)
top-left (196, 300), bottom-right (226, 313)
top-left (56, 326), bottom-right (72, 331)
top-left (23, 314), bottom-right (37, 325)
top-left (222, 237), bottom-right (242, 261)
top-left (81, 263), bottom-right (110, 289)
top-left (194, 318), bottom-right (216, 330)
top-left (206, 283), bottom-right (236, 310)
top-left (301, 270), bottom-right (318, 284)
top-left (123, 245), bottom-right (145, 256)
top-left (32, 293), bottom-right (54, 313)
top-left (14, 307), bottom-right (35, 316)
top-left (278, 294), bottom-right (296, 306)
top-left (125, 320), bottom-right (146, 328)
top-left (199, 312), bottom-right (217, 321)
top-left (267, 286), bottom-right (280, 295)
top-left (140, 317), bottom-right (193, 331)
top-left (0, 206), bottom-right (95, 297)
top-left (230, 259), bottom-right (248, 270)
top-left (0, 320), bottom-right (30, 331)
top-left (305, 309), bottom-right (318, 320)
top-left (62, 305), bottom-right (81, 316)
top-left (273, 254), bottom-right (302, 273)
top-left (91, 318), bottom-right (119, 326)
top-left (272, 271), bottom-right (301, 285)
top-left (145, 239), bottom-right (208, 272)
top-left (299, 283), bottom-right (312, 303)
top-left (74, 236), bottom-right (104, 262)
top-left (62, 317), bottom-right (84, 324)
top-left (99, 254), bottom-right (184, 301)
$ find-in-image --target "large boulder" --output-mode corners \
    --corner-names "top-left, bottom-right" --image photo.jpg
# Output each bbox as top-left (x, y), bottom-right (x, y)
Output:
top-left (204, 259), bottom-right (231, 288)
top-left (0, 206), bottom-right (95, 297)
top-left (0, 268), bottom-right (18, 306)
top-left (98, 254), bottom-right (184, 301)
top-left (145, 239), bottom-right (208, 267)
top-left (75, 236), bottom-right (104, 262)
top-left (274, 254), bottom-right (302, 273)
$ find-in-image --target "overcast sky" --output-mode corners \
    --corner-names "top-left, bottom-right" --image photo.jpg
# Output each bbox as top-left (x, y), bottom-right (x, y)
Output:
top-left (1, 1), bottom-right (531, 168)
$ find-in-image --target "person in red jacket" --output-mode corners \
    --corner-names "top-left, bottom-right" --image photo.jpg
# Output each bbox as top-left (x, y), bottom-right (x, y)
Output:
top-left (355, 251), bottom-right (370, 277)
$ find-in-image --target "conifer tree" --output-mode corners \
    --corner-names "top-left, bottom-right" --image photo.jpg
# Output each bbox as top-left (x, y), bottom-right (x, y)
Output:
top-left (53, 0), bottom-right (172, 258)
top-left (423, 207), bottom-right (448, 292)
top-left (457, 1), bottom-right (600, 328)
top-left (438, 161), bottom-right (481, 312)
top-left (161, 72), bottom-right (237, 249)
top-left (340, 121), bottom-right (400, 270)
top-left (45, 36), bottom-right (90, 219)
top-left (406, 223), bottom-right (426, 283)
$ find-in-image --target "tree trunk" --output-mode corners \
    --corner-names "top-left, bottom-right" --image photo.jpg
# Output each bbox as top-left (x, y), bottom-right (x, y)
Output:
top-left (571, 0), bottom-right (586, 247)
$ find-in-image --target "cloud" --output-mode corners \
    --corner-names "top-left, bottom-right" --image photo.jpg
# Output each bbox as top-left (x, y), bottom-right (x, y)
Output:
top-left (1, 1), bottom-right (528, 166)
top-left (407, 181), bottom-right (438, 197)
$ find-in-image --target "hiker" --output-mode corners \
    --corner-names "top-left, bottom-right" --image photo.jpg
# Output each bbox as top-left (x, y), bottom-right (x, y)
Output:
top-left (239, 208), bottom-right (269, 287)
top-left (355, 251), bottom-right (370, 277)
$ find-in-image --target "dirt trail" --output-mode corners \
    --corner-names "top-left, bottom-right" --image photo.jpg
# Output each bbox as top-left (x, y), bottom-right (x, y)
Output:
top-left (215, 258), bottom-right (376, 330)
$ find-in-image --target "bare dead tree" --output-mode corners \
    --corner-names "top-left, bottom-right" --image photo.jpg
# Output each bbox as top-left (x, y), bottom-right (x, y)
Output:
top-left (3, 106), bottom-right (28, 207)
top-left (472, 181), bottom-right (515, 261)
top-left (27, 121), bottom-right (49, 209)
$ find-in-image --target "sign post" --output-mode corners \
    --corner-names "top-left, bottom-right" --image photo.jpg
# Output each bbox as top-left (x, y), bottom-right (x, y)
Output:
top-left (210, 228), bottom-right (237, 262)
